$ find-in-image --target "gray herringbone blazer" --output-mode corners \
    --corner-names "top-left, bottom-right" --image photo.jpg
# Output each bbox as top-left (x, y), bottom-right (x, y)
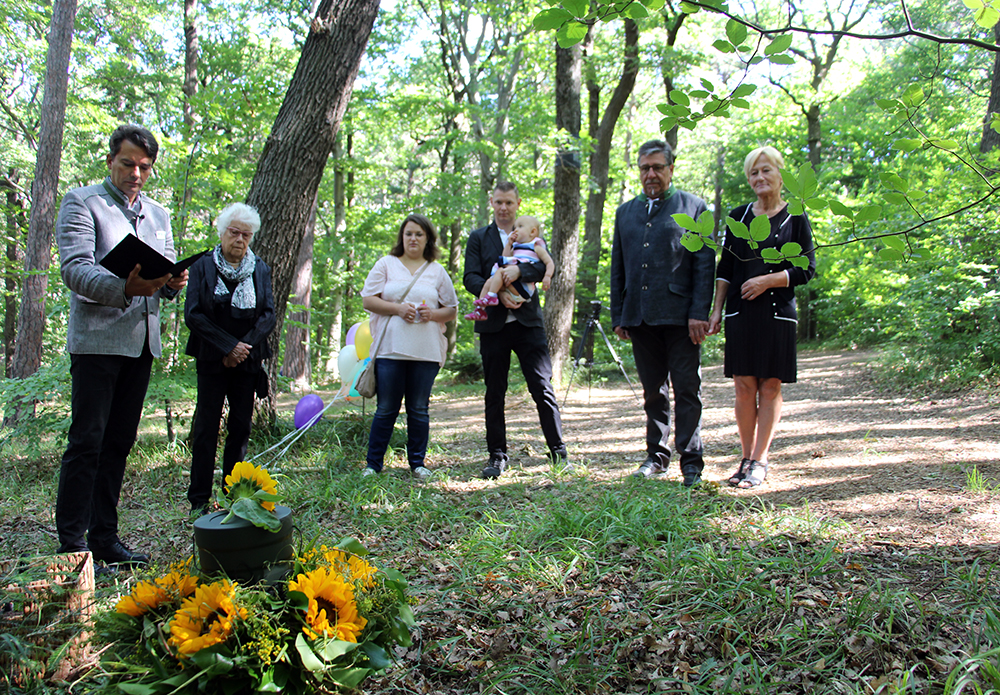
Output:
top-left (56, 178), bottom-right (176, 357)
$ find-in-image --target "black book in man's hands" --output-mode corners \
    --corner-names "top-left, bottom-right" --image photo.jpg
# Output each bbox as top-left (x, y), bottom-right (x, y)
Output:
top-left (100, 234), bottom-right (209, 280)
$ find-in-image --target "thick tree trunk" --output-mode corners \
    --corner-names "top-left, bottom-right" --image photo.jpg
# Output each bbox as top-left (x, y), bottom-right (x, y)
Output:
top-left (183, 0), bottom-right (199, 131)
top-left (578, 20), bottom-right (639, 362)
top-left (444, 219), bottom-right (461, 359)
top-left (545, 41), bottom-right (583, 385)
top-left (178, 0), bottom-right (199, 239)
top-left (283, 199), bottom-right (315, 391)
top-left (246, 0), bottom-right (379, 424)
top-left (10, 0), bottom-right (77, 396)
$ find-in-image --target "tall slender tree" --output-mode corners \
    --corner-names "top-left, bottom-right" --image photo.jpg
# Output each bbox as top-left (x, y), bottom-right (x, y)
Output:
top-left (10, 0), bottom-right (77, 394)
top-left (546, 41), bottom-right (583, 382)
top-left (577, 19), bottom-right (639, 363)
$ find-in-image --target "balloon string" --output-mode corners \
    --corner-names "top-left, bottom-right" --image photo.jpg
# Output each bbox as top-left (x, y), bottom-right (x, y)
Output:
top-left (249, 389), bottom-right (353, 470)
top-left (249, 318), bottom-right (373, 471)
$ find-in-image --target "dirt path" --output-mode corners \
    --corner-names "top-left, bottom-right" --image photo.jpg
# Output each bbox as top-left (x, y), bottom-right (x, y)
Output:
top-left (425, 350), bottom-right (1000, 551)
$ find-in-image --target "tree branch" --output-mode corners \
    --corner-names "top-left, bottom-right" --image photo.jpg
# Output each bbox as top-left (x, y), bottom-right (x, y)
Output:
top-left (680, 0), bottom-right (1000, 53)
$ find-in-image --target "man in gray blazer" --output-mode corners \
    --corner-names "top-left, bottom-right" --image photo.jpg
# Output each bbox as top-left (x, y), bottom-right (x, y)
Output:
top-left (54, 124), bottom-right (188, 566)
top-left (610, 139), bottom-right (714, 486)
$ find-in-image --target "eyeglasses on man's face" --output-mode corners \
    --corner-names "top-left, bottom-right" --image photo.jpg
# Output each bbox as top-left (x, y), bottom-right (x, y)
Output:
top-left (639, 164), bottom-right (669, 175)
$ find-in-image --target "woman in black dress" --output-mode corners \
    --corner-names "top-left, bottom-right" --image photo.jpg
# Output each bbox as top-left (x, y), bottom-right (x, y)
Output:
top-left (708, 147), bottom-right (816, 488)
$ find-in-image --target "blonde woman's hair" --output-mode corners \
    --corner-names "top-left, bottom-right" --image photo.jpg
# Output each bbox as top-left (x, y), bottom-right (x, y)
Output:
top-left (743, 146), bottom-right (785, 179)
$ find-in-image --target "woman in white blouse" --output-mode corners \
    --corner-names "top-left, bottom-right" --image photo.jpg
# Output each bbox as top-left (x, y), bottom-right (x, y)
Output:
top-left (360, 214), bottom-right (459, 479)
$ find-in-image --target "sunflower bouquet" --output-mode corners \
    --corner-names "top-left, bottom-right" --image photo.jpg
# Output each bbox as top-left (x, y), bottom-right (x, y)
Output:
top-left (92, 540), bottom-right (415, 694)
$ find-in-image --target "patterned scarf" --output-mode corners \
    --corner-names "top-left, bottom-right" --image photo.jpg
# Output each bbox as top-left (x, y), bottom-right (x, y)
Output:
top-left (213, 245), bottom-right (257, 311)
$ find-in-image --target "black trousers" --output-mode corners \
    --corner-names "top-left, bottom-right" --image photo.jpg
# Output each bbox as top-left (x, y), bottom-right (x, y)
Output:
top-left (629, 323), bottom-right (705, 473)
top-left (187, 365), bottom-right (257, 509)
top-left (479, 321), bottom-right (565, 458)
top-left (56, 346), bottom-right (154, 552)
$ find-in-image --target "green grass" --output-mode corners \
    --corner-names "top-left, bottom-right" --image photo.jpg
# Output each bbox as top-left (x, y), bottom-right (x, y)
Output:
top-left (2, 387), bottom-right (999, 694)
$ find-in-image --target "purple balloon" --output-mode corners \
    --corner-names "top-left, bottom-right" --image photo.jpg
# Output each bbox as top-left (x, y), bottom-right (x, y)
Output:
top-left (294, 394), bottom-right (324, 429)
top-left (346, 322), bottom-right (360, 346)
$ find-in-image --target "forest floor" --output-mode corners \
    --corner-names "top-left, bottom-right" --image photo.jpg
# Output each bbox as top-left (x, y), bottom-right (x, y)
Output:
top-left (5, 348), bottom-right (1000, 693)
top-left (423, 348), bottom-right (1000, 553)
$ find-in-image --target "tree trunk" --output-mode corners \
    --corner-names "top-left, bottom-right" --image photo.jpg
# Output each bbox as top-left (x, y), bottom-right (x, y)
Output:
top-left (806, 102), bottom-right (821, 169)
top-left (2, 173), bottom-right (26, 378)
top-left (545, 41), bottom-right (583, 384)
top-left (10, 0), bottom-right (77, 397)
top-left (659, 12), bottom-right (687, 151)
top-left (246, 0), bottom-right (380, 425)
top-left (178, 0), bottom-right (199, 239)
top-left (283, 198), bottom-right (315, 391)
top-left (578, 20), bottom-right (639, 362)
top-left (981, 23), bottom-right (1000, 154)
top-left (712, 147), bottom-right (725, 236)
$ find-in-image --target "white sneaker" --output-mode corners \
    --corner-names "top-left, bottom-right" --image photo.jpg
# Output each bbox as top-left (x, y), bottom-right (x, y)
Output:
top-left (412, 466), bottom-right (432, 480)
top-left (361, 467), bottom-right (377, 477)
top-left (632, 459), bottom-right (667, 478)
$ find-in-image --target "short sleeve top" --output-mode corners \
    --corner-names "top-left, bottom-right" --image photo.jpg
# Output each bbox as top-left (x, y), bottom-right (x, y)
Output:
top-left (360, 256), bottom-right (459, 365)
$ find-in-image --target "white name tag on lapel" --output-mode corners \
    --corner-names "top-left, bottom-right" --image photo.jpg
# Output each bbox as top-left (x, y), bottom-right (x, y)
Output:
top-left (156, 230), bottom-right (166, 239)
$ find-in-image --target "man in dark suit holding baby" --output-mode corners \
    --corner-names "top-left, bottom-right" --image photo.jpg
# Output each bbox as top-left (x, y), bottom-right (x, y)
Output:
top-left (463, 182), bottom-right (568, 480)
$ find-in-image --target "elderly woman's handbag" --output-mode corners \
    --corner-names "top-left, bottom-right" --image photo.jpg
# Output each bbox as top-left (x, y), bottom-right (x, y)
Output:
top-left (356, 261), bottom-right (429, 399)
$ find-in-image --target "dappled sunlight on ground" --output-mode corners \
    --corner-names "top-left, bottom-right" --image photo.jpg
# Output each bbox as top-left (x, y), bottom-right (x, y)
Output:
top-left (422, 349), bottom-right (1000, 550)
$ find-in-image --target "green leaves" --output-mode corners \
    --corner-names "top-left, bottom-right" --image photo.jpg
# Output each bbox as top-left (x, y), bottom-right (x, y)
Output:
top-left (964, 0), bottom-right (1000, 27)
top-left (556, 21), bottom-right (589, 47)
top-left (222, 495), bottom-right (282, 532)
top-left (533, 8), bottom-right (574, 30)
top-left (748, 214), bottom-right (771, 242)
top-left (726, 19), bottom-right (747, 47)
top-left (673, 211), bottom-right (717, 253)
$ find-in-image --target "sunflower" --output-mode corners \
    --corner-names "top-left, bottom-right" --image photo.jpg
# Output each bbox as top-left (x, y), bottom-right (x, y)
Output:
top-left (224, 461), bottom-right (278, 511)
top-left (168, 580), bottom-right (247, 657)
top-left (289, 567), bottom-right (367, 642)
top-left (116, 580), bottom-right (170, 617)
top-left (155, 560), bottom-right (199, 598)
top-left (115, 561), bottom-right (200, 617)
top-left (321, 547), bottom-right (377, 589)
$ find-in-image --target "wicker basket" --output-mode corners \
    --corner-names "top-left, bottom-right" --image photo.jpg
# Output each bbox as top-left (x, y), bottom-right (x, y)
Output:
top-left (0, 551), bottom-right (95, 683)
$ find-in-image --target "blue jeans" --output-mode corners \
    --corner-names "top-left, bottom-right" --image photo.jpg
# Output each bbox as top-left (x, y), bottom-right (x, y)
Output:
top-left (365, 358), bottom-right (440, 471)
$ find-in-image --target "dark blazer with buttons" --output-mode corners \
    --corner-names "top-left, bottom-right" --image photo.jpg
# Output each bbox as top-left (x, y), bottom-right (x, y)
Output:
top-left (610, 187), bottom-right (715, 330)
top-left (463, 221), bottom-right (546, 334)
top-left (716, 203), bottom-right (816, 322)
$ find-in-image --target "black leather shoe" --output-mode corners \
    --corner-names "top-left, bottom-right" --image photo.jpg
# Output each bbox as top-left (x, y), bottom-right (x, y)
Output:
top-left (482, 453), bottom-right (509, 480)
top-left (90, 539), bottom-right (150, 567)
top-left (682, 470), bottom-right (702, 488)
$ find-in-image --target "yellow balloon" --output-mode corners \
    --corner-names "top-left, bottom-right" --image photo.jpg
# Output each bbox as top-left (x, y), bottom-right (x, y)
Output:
top-left (355, 320), bottom-right (373, 359)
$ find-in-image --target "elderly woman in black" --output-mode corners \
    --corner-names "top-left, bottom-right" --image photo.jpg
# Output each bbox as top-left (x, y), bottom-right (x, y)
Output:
top-left (708, 146), bottom-right (816, 488)
top-left (185, 202), bottom-right (275, 513)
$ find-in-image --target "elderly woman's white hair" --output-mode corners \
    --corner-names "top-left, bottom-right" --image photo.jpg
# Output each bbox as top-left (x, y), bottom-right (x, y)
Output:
top-left (742, 146), bottom-right (785, 180)
top-left (215, 202), bottom-right (261, 239)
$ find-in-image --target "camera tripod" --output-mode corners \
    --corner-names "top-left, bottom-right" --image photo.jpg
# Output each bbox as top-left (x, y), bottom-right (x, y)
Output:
top-left (563, 300), bottom-right (640, 407)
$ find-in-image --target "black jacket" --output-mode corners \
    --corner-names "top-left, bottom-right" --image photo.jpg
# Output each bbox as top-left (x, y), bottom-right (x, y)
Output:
top-left (184, 252), bottom-right (276, 372)
top-left (463, 221), bottom-right (546, 334)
